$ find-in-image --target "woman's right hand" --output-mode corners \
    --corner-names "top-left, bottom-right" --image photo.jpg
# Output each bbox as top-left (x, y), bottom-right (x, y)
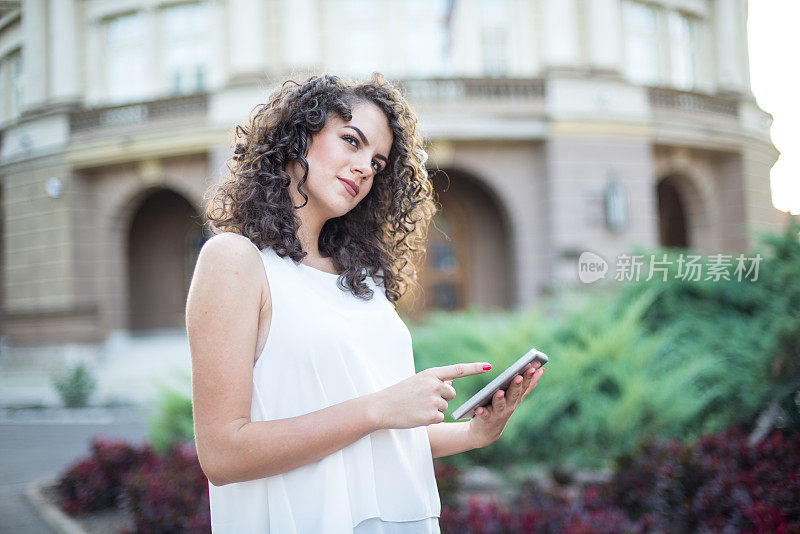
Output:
top-left (370, 363), bottom-right (493, 429)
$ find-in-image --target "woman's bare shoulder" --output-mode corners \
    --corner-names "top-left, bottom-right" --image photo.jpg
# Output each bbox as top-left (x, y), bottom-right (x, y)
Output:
top-left (194, 233), bottom-right (266, 294)
top-left (202, 231), bottom-right (257, 252)
top-left (199, 232), bottom-right (260, 261)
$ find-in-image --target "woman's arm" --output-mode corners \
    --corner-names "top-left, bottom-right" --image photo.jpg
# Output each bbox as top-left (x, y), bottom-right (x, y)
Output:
top-left (426, 422), bottom-right (480, 459)
top-left (188, 234), bottom-right (493, 485)
top-left (210, 396), bottom-right (380, 486)
top-left (188, 234), bottom-right (383, 486)
top-left (427, 366), bottom-right (545, 459)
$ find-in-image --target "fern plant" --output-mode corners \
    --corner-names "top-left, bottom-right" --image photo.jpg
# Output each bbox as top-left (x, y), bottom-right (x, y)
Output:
top-left (52, 362), bottom-right (97, 408)
top-left (146, 376), bottom-right (195, 454)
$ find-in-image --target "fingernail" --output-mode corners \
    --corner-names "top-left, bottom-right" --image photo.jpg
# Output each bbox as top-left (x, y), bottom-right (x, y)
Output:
top-left (515, 376), bottom-right (523, 384)
top-left (528, 368), bottom-right (535, 375)
top-left (476, 408), bottom-right (483, 415)
top-left (498, 390), bottom-right (504, 398)
top-left (483, 364), bottom-right (492, 370)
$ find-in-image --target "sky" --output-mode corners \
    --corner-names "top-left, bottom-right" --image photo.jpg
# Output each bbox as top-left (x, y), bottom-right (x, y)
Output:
top-left (747, 0), bottom-right (800, 214)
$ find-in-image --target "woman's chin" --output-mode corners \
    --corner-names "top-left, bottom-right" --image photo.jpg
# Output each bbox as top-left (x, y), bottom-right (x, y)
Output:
top-left (325, 201), bottom-right (357, 220)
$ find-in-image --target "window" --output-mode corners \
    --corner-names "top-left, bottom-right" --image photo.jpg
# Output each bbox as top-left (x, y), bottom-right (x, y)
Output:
top-left (1, 49), bottom-right (23, 122)
top-left (433, 283), bottom-right (458, 310)
top-left (397, 193), bottom-right (469, 317)
top-left (162, 3), bottom-right (210, 95)
top-left (404, 0), bottom-right (448, 77)
top-left (10, 50), bottom-right (22, 117)
top-left (105, 12), bottom-right (147, 102)
top-left (425, 209), bottom-right (466, 311)
top-left (480, 0), bottom-right (509, 76)
top-left (669, 11), bottom-right (695, 90)
top-left (623, 1), bottom-right (660, 86)
top-left (431, 242), bottom-right (457, 271)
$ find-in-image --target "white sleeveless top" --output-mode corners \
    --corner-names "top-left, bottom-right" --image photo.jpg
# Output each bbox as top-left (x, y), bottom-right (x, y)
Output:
top-left (208, 238), bottom-right (441, 533)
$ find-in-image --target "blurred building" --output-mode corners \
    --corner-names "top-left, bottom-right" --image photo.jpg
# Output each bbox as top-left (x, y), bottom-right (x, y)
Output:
top-left (0, 0), bottom-right (780, 358)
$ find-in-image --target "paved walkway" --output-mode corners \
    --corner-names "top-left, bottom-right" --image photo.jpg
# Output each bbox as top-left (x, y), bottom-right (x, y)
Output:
top-left (0, 332), bottom-right (189, 532)
top-left (0, 407), bottom-right (149, 534)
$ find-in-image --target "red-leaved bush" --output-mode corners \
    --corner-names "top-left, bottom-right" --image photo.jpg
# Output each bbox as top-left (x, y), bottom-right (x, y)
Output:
top-left (56, 436), bottom-right (155, 514)
top-left (611, 426), bottom-right (800, 533)
top-left (55, 436), bottom-right (209, 532)
top-left (433, 461), bottom-right (462, 507)
top-left (440, 427), bottom-right (800, 533)
top-left (55, 427), bottom-right (799, 533)
top-left (440, 485), bottom-right (635, 533)
top-left (119, 442), bottom-right (209, 534)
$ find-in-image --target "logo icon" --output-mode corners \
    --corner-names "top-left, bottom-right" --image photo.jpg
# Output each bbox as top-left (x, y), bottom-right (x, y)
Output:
top-left (578, 251), bottom-right (608, 284)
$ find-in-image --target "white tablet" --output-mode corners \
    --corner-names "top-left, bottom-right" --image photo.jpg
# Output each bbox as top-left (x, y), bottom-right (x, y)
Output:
top-left (450, 347), bottom-right (549, 420)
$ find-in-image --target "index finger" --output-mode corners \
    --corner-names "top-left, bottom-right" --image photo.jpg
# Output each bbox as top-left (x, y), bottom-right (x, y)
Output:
top-left (425, 362), bottom-right (492, 381)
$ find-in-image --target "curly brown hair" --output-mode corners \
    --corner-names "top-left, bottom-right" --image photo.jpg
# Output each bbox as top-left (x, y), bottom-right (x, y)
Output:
top-left (204, 73), bottom-right (437, 306)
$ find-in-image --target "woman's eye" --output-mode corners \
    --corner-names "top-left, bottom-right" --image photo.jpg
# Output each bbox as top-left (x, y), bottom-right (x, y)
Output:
top-left (343, 134), bottom-right (381, 173)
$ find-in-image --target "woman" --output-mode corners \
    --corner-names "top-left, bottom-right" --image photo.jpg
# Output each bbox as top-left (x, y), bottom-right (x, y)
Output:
top-left (186, 73), bottom-right (544, 533)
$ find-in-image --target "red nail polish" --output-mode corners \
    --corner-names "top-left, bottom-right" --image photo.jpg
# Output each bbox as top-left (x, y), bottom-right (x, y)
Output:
top-left (483, 364), bottom-right (492, 370)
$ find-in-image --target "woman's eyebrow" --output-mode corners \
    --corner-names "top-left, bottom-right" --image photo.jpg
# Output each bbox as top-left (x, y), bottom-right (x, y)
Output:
top-left (344, 125), bottom-right (388, 163)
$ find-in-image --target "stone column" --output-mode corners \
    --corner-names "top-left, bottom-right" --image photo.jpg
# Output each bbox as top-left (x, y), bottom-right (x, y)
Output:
top-left (48, 0), bottom-right (80, 104)
top-left (228, 0), bottom-right (267, 78)
top-left (715, 0), bottom-right (748, 93)
top-left (21, 0), bottom-right (47, 110)
top-left (735, 0), bottom-right (752, 93)
top-left (208, 0), bottom-right (227, 89)
top-left (280, 0), bottom-right (319, 71)
top-left (739, 145), bottom-right (782, 240)
top-left (716, 153), bottom-right (748, 252)
top-left (585, 0), bottom-right (623, 74)
top-left (716, 142), bottom-right (780, 252)
top-left (541, 0), bottom-right (580, 70)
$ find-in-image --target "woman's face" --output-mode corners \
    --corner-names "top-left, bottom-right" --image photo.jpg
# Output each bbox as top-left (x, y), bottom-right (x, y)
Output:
top-left (288, 101), bottom-right (393, 221)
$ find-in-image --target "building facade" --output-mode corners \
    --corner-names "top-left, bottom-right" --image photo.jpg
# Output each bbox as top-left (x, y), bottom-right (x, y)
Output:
top-left (0, 0), bottom-right (781, 358)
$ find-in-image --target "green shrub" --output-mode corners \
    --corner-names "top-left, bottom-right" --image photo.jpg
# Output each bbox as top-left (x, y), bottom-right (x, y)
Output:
top-left (615, 218), bottom-right (800, 433)
top-left (410, 220), bottom-right (800, 471)
top-left (412, 289), bottom-right (697, 470)
top-left (52, 362), bottom-right (97, 408)
top-left (146, 377), bottom-right (195, 454)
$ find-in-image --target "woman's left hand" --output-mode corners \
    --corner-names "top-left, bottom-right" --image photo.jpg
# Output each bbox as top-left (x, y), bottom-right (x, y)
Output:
top-left (465, 363), bottom-right (545, 449)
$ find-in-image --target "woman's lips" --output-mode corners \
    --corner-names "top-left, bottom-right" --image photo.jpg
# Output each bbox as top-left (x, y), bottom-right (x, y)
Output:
top-left (338, 177), bottom-right (359, 197)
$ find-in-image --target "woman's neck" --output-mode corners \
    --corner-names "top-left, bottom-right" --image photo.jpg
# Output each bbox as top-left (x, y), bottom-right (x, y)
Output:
top-left (295, 211), bottom-right (327, 260)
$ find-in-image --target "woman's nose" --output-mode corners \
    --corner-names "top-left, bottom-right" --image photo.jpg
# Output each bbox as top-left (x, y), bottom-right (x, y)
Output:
top-left (351, 156), bottom-right (372, 177)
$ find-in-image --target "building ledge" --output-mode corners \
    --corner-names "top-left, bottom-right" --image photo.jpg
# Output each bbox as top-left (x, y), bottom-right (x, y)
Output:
top-left (69, 93), bottom-right (208, 138)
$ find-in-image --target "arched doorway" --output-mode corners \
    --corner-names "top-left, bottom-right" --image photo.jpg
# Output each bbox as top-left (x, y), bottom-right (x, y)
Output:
top-left (657, 177), bottom-right (689, 248)
top-left (401, 168), bottom-right (512, 319)
top-left (126, 188), bottom-right (207, 332)
top-left (424, 206), bottom-right (469, 311)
